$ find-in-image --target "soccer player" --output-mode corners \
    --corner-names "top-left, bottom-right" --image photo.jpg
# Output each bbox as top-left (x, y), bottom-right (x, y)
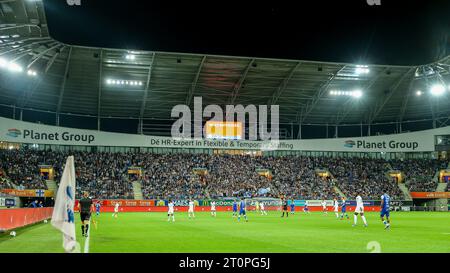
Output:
top-left (168, 200), bottom-right (175, 222)
top-left (188, 199), bottom-right (195, 219)
top-left (290, 199), bottom-right (295, 215)
top-left (255, 200), bottom-right (260, 213)
top-left (210, 200), bottom-right (217, 217)
top-left (281, 198), bottom-right (289, 217)
top-left (333, 198), bottom-right (339, 218)
top-left (340, 197), bottom-right (349, 220)
top-left (380, 191), bottom-right (391, 230)
top-left (112, 202), bottom-right (120, 218)
top-left (321, 199), bottom-right (328, 215)
top-left (260, 201), bottom-right (267, 215)
top-left (303, 200), bottom-right (310, 214)
top-left (232, 200), bottom-right (238, 217)
top-left (237, 198), bottom-right (248, 222)
top-left (95, 201), bottom-right (101, 216)
top-left (353, 193), bottom-right (368, 227)
top-left (78, 191), bottom-right (94, 237)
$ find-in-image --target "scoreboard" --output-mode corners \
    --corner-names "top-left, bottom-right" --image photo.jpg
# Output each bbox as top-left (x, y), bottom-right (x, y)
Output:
top-left (205, 121), bottom-right (243, 140)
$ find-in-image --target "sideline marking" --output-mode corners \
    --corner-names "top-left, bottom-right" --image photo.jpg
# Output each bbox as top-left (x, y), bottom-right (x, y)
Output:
top-left (83, 219), bottom-right (91, 253)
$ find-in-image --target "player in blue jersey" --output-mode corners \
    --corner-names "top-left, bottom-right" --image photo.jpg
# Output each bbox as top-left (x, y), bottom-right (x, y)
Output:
top-left (380, 191), bottom-right (391, 229)
top-left (95, 201), bottom-right (101, 216)
top-left (340, 197), bottom-right (349, 220)
top-left (290, 199), bottom-right (295, 215)
top-left (237, 198), bottom-right (248, 222)
top-left (232, 200), bottom-right (238, 217)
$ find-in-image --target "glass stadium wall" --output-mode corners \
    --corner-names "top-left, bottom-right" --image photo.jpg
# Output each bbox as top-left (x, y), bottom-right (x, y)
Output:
top-left (1, 104), bottom-right (449, 140)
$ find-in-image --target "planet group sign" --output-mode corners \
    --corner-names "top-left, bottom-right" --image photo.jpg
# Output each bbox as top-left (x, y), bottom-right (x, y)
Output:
top-left (1, 117), bottom-right (449, 153)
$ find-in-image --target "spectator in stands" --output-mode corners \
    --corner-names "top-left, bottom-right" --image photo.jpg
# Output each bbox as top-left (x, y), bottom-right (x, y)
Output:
top-left (1, 149), bottom-right (446, 200)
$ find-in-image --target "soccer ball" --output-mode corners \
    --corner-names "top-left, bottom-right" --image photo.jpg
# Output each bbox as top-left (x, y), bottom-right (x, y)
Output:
top-left (44, 220), bottom-right (48, 223)
top-left (10, 231), bottom-right (16, 237)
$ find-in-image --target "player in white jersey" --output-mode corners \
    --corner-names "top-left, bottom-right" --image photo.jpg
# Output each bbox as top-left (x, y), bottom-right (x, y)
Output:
top-left (333, 198), bottom-right (339, 218)
top-left (188, 199), bottom-right (195, 219)
top-left (112, 202), bottom-right (119, 218)
top-left (321, 199), bottom-right (328, 215)
top-left (210, 201), bottom-right (216, 217)
top-left (353, 194), bottom-right (368, 227)
top-left (167, 200), bottom-right (175, 222)
top-left (260, 201), bottom-right (267, 215)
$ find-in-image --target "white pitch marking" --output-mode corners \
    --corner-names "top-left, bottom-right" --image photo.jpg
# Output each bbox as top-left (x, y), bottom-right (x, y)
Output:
top-left (83, 219), bottom-right (91, 253)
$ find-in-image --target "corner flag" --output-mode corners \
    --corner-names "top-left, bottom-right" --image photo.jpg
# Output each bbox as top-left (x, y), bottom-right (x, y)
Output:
top-left (51, 156), bottom-right (79, 253)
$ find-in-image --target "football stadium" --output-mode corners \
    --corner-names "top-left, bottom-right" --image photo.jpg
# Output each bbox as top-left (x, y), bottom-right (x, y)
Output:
top-left (0, 0), bottom-right (450, 258)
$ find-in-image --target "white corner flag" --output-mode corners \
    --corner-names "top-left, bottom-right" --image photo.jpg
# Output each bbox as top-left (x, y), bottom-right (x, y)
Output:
top-left (51, 156), bottom-right (79, 253)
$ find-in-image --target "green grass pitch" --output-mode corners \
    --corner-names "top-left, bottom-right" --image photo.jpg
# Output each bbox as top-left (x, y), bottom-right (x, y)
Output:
top-left (1, 211), bottom-right (450, 253)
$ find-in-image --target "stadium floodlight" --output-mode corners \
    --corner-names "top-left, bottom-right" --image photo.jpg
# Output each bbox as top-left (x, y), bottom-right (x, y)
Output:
top-left (416, 90), bottom-right (422, 96)
top-left (106, 79), bottom-right (143, 86)
top-left (0, 57), bottom-right (7, 68)
top-left (125, 54), bottom-right (135, 60)
top-left (27, 70), bottom-right (37, 76)
top-left (430, 84), bottom-right (445, 96)
top-left (355, 65), bottom-right (370, 75)
top-left (351, 89), bottom-right (363, 98)
top-left (330, 89), bottom-right (362, 98)
top-left (8, 62), bottom-right (23, 73)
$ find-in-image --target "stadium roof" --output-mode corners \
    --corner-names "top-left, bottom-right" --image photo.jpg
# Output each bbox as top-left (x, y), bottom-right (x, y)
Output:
top-left (1, 0), bottom-right (450, 134)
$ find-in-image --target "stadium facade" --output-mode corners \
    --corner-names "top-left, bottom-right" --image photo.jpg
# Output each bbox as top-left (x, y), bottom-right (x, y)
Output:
top-left (1, 0), bottom-right (450, 141)
top-left (0, 0), bottom-right (449, 206)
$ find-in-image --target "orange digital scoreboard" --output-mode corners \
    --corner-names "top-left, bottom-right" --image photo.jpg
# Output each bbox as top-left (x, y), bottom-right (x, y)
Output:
top-left (205, 121), bottom-right (243, 140)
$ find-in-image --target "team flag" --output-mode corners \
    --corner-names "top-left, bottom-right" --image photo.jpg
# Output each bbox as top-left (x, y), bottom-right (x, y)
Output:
top-left (51, 156), bottom-right (79, 253)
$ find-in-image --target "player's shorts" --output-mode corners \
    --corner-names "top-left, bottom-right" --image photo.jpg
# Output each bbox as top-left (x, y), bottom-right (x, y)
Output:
top-left (211, 208), bottom-right (216, 211)
top-left (380, 209), bottom-right (390, 218)
top-left (355, 206), bottom-right (364, 213)
top-left (188, 208), bottom-right (194, 213)
top-left (168, 209), bottom-right (174, 214)
top-left (322, 206), bottom-right (327, 210)
top-left (283, 205), bottom-right (288, 211)
top-left (232, 208), bottom-right (237, 212)
top-left (239, 210), bottom-right (246, 215)
top-left (341, 207), bottom-right (346, 213)
top-left (334, 207), bottom-right (338, 212)
top-left (304, 207), bottom-right (309, 211)
top-left (80, 212), bottom-right (91, 222)
top-left (114, 208), bottom-right (119, 213)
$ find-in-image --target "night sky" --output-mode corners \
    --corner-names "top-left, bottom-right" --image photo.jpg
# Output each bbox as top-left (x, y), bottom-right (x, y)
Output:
top-left (43, 0), bottom-right (450, 66)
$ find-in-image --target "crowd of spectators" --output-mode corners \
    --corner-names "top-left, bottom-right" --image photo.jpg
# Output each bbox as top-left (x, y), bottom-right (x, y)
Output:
top-left (0, 150), bottom-right (47, 190)
top-left (0, 149), bottom-right (447, 200)
top-left (390, 159), bottom-right (448, 192)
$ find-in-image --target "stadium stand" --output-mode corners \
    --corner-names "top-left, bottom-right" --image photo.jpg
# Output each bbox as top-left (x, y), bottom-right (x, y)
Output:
top-left (0, 150), bottom-right (47, 190)
top-left (390, 159), bottom-right (448, 192)
top-left (3, 149), bottom-right (446, 200)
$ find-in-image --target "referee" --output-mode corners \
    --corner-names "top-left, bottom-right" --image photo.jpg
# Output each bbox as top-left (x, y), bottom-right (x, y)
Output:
top-left (78, 191), bottom-right (94, 237)
top-left (281, 198), bottom-right (289, 217)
